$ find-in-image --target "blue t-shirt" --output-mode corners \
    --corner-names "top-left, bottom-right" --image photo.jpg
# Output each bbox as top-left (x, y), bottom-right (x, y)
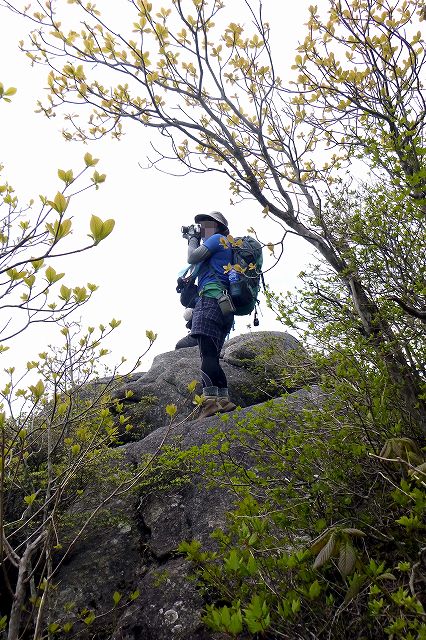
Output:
top-left (197, 234), bottom-right (233, 291)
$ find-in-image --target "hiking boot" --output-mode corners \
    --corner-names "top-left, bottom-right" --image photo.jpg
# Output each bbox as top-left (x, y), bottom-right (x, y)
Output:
top-left (217, 388), bottom-right (236, 413)
top-left (198, 397), bottom-right (222, 419)
top-left (217, 397), bottom-right (237, 412)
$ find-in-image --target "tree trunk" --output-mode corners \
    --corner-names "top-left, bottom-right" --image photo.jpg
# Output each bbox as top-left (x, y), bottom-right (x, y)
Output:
top-left (7, 535), bottom-right (44, 640)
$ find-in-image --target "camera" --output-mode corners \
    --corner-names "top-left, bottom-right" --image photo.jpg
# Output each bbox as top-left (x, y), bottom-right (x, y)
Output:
top-left (181, 224), bottom-right (201, 239)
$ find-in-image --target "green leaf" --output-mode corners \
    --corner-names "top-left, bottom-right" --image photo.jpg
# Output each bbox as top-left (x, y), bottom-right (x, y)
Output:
top-left (24, 493), bottom-right (37, 505)
top-left (187, 379), bottom-right (198, 393)
top-left (45, 266), bottom-right (65, 284)
top-left (89, 215), bottom-right (115, 244)
top-left (101, 218), bottom-right (114, 236)
top-left (24, 274), bottom-right (36, 287)
top-left (291, 598), bottom-right (301, 614)
top-left (224, 549), bottom-right (241, 572)
top-left (395, 514), bottom-right (422, 530)
top-left (57, 218), bottom-right (72, 239)
top-left (50, 192), bottom-right (68, 213)
top-left (166, 404), bottom-right (177, 417)
top-left (58, 168), bottom-right (74, 184)
top-left (7, 268), bottom-right (26, 280)
top-left (31, 258), bottom-right (44, 270)
top-left (91, 170), bottom-right (106, 186)
top-left (129, 589), bottom-right (140, 601)
top-left (113, 591), bottom-right (122, 606)
top-left (246, 555), bottom-right (258, 575)
top-left (30, 379), bottom-right (45, 400)
top-left (83, 611), bottom-right (95, 625)
top-left (73, 286), bottom-right (88, 303)
top-left (248, 532), bottom-right (258, 545)
top-left (57, 401), bottom-right (70, 416)
top-left (243, 595), bottom-right (270, 634)
top-left (309, 579), bottom-right (322, 600)
top-left (84, 152), bottom-right (99, 166)
top-left (344, 573), bottom-right (366, 604)
top-left (228, 609), bottom-right (243, 635)
top-left (59, 285), bottom-right (72, 301)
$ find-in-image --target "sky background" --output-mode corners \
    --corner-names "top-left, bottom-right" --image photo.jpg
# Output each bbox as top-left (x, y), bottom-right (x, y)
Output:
top-left (0, 0), bottom-right (323, 381)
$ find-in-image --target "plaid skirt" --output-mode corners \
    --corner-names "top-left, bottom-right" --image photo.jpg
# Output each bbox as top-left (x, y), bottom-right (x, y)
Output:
top-left (190, 296), bottom-right (233, 352)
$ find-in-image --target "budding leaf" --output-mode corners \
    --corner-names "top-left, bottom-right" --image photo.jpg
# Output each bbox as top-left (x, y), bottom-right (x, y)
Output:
top-left (45, 266), bottom-right (65, 284)
top-left (31, 258), bottom-right (44, 270)
top-left (59, 285), bottom-right (72, 301)
top-left (50, 192), bottom-right (68, 214)
top-left (58, 168), bottom-right (74, 184)
top-left (187, 380), bottom-right (197, 393)
top-left (30, 379), bottom-right (45, 400)
top-left (84, 152), bottom-right (99, 167)
top-left (73, 286), bottom-right (88, 303)
top-left (89, 215), bottom-right (115, 244)
top-left (166, 404), bottom-right (177, 417)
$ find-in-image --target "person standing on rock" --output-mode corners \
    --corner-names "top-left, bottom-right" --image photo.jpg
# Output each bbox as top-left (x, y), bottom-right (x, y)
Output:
top-left (183, 211), bottom-right (237, 419)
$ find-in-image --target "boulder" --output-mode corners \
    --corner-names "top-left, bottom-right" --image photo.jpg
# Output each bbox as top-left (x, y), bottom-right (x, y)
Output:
top-left (111, 331), bottom-right (310, 441)
top-left (47, 383), bottom-right (325, 640)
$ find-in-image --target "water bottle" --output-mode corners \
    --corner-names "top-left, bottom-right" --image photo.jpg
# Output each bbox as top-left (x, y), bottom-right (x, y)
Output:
top-left (228, 268), bottom-right (239, 284)
top-left (228, 268), bottom-right (241, 302)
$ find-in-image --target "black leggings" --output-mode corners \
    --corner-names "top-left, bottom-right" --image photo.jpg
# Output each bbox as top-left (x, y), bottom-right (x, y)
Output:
top-left (197, 335), bottom-right (227, 389)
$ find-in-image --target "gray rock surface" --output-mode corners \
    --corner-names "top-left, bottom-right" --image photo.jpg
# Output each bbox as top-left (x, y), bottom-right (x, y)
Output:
top-left (111, 331), bottom-right (309, 441)
top-left (45, 332), bottom-right (324, 639)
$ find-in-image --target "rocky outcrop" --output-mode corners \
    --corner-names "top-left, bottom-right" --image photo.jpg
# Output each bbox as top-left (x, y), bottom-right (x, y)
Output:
top-left (108, 331), bottom-right (310, 441)
top-left (47, 332), bottom-right (322, 639)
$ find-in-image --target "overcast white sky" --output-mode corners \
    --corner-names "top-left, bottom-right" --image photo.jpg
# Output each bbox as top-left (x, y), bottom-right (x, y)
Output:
top-left (0, 1), bottom-right (323, 380)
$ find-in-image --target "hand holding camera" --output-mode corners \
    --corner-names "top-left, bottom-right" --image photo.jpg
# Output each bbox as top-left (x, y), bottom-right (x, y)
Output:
top-left (181, 224), bottom-right (201, 241)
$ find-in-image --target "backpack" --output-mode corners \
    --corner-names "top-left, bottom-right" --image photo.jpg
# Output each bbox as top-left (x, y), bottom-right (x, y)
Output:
top-left (176, 265), bottom-right (199, 308)
top-left (228, 236), bottom-right (264, 316)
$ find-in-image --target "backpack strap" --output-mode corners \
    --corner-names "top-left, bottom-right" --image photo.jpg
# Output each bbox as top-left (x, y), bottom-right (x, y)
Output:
top-left (207, 268), bottom-right (228, 290)
top-left (183, 263), bottom-right (200, 280)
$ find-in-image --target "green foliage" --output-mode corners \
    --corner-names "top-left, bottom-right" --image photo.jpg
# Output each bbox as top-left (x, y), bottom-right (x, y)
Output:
top-left (0, 317), bottom-right (157, 639)
top-left (89, 214), bottom-right (115, 244)
top-left (0, 134), bottom-right (156, 639)
top-left (0, 151), bottom-right (114, 343)
top-left (0, 82), bottom-right (17, 102)
top-left (177, 383), bottom-right (426, 639)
